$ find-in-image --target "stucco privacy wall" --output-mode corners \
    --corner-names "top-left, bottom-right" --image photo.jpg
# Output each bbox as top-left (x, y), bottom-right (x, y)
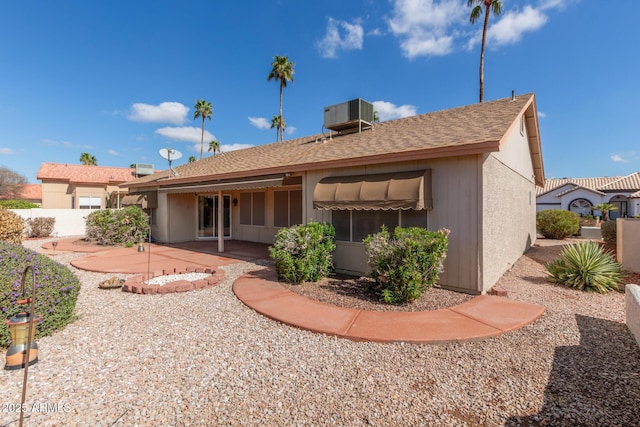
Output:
top-left (306, 155), bottom-right (483, 294)
top-left (10, 208), bottom-right (89, 236)
top-left (617, 218), bottom-right (640, 273)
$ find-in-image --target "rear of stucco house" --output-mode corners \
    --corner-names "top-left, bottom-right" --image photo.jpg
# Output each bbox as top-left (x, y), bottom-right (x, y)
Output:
top-left (124, 94), bottom-right (544, 295)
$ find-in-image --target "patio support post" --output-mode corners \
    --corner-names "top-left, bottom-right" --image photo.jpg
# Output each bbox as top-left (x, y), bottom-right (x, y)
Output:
top-left (218, 190), bottom-right (224, 252)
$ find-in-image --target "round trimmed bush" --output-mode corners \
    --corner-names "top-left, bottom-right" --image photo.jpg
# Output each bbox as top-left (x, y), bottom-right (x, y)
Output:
top-left (536, 210), bottom-right (579, 239)
top-left (0, 241), bottom-right (81, 347)
top-left (0, 206), bottom-right (25, 244)
top-left (600, 220), bottom-right (616, 246)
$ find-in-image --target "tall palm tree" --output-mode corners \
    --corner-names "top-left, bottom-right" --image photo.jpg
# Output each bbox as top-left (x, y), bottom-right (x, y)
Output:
top-left (193, 99), bottom-right (213, 160)
top-left (267, 55), bottom-right (295, 141)
top-left (468, 0), bottom-right (502, 103)
top-left (79, 152), bottom-right (97, 166)
top-left (270, 115), bottom-right (285, 141)
top-left (208, 139), bottom-right (221, 156)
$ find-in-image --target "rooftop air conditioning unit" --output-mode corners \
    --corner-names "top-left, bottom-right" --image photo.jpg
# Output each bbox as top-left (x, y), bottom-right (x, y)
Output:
top-left (135, 164), bottom-right (154, 176)
top-left (323, 98), bottom-right (374, 132)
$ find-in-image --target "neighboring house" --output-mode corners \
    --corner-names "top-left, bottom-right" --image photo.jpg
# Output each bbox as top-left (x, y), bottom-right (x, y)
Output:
top-left (536, 172), bottom-right (640, 219)
top-left (37, 163), bottom-right (137, 209)
top-left (0, 184), bottom-right (43, 205)
top-left (125, 93), bottom-right (544, 294)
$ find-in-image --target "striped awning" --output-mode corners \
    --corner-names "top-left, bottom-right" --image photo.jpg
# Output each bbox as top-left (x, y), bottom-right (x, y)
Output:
top-left (158, 175), bottom-right (285, 194)
top-left (313, 169), bottom-right (432, 210)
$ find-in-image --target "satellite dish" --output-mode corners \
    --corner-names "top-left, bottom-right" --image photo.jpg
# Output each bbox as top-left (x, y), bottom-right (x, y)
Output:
top-left (159, 148), bottom-right (182, 176)
top-left (159, 148), bottom-right (182, 161)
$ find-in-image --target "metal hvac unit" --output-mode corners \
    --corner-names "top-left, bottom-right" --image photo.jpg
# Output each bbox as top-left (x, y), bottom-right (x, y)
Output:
top-left (323, 98), bottom-right (374, 132)
top-left (135, 163), bottom-right (154, 176)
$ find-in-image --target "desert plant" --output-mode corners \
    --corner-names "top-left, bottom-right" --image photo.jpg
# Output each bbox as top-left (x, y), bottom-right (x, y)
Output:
top-left (26, 217), bottom-right (55, 238)
top-left (0, 241), bottom-right (81, 347)
top-left (545, 241), bottom-right (626, 293)
top-left (536, 210), bottom-right (579, 239)
top-left (0, 206), bottom-right (25, 244)
top-left (600, 220), bottom-right (617, 246)
top-left (269, 222), bottom-right (335, 284)
top-left (592, 203), bottom-right (618, 221)
top-left (0, 200), bottom-right (39, 209)
top-left (364, 226), bottom-right (450, 304)
top-left (85, 206), bottom-right (149, 246)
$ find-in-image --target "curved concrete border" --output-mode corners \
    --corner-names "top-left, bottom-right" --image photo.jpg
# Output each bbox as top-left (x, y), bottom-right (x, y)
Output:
top-left (123, 267), bottom-right (225, 295)
top-left (233, 272), bottom-right (546, 344)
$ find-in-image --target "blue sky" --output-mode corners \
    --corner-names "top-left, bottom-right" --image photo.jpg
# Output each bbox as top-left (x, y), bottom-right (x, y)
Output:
top-left (0, 0), bottom-right (637, 183)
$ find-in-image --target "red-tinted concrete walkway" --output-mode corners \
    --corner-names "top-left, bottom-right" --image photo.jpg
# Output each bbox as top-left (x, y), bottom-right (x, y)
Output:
top-left (44, 238), bottom-right (546, 344)
top-left (233, 271), bottom-right (546, 344)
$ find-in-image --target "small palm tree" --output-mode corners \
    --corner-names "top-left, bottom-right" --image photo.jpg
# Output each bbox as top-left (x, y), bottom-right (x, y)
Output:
top-left (208, 139), bottom-right (221, 156)
top-left (468, 0), bottom-right (502, 103)
top-left (270, 115), bottom-right (285, 141)
top-left (188, 155), bottom-right (197, 163)
top-left (592, 203), bottom-right (618, 221)
top-left (193, 99), bottom-right (213, 160)
top-left (80, 152), bottom-right (97, 166)
top-left (267, 55), bottom-right (295, 141)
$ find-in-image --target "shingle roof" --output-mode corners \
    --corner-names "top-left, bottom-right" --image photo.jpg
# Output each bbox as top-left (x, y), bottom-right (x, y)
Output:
top-left (128, 93), bottom-right (541, 189)
top-left (537, 173), bottom-right (640, 197)
top-left (37, 163), bottom-right (136, 185)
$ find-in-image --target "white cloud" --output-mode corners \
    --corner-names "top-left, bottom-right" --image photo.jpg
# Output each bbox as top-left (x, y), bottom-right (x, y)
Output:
top-left (42, 139), bottom-right (92, 149)
top-left (248, 117), bottom-right (271, 130)
top-left (372, 100), bottom-right (417, 121)
top-left (0, 148), bottom-right (15, 154)
top-left (285, 126), bottom-right (297, 135)
top-left (155, 126), bottom-right (215, 144)
top-left (317, 17), bottom-right (364, 58)
top-left (129, 102), bottom-right (189, 125)
top-left (538, 111), bottom-right (547, 118)
top-left (108, 149), bottom-right (122, 156)
top-left (610, 154), bottom-right (628, 163)
top-left (187, 142), bottom-right (253, 155)
top-left (389, 0), bottom-right (571, 58)
top-left (486, 6), bottom-right (548, 46)
top-left (388, 0), bottom-right (465, 58)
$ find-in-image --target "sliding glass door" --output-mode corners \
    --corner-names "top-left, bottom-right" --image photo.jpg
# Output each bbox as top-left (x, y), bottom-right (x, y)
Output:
top-left (197, 195), bottom-right (231, 239)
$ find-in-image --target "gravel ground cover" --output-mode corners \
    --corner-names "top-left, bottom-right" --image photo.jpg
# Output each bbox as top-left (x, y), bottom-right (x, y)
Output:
top-left (1, 238), bottom-right (639, 426)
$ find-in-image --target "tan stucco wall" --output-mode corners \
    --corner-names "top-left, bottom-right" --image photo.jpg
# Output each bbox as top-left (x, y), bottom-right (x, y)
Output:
top-left (617, 218), bottom-right (640, 273)
top-left (41, 181), bottom-right (114, 209)
top-left (41, 182), bottom-right (72, 209)
top-left (481, 123), bottom-right (537, 293)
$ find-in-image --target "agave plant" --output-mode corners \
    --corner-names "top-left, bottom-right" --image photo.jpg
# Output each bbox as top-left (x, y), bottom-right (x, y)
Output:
top-left (546, 241), bottom-right (626, 293)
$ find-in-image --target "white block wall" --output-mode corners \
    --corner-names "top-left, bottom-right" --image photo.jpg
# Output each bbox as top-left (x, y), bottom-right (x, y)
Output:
top-left (627, 284), bottom-right (640, 349)
top-left (10, 208), bottom-right (90, 237)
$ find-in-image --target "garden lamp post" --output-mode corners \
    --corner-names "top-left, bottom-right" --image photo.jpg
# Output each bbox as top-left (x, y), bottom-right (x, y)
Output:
top-left (5, 266), bottom-right (41, 370)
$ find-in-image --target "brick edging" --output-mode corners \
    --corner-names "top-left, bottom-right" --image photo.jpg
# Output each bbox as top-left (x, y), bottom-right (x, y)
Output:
top-left (122, 266), bottom-right (225, 294)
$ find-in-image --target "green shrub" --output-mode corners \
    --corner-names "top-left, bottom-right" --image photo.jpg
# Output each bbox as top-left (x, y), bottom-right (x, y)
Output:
top-left (600, 220), bottom-right (616, 246)
top-left (0, 200), bottom-right (39, 209)
top-left (85, 206), bottom-right (149, 246)
top-left (546, 241), bottom-right (626, 293)
top-left (536, 210), bottom-right (579, 239)
top-left (0, 206), bottom-right (25, 244)
top-left (364, 226), bottom-right (450, 304)
top-left (0, 241), bottom-right (81, 347)
top-left (26, 217), bottom-right (55, 238)
top-left (269, 222), bottom-right (336, 284)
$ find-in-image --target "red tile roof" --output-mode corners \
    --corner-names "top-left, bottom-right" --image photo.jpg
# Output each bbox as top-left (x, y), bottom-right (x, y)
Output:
top-left (37, 163), bottom-right (136, 185)
top-left (18, 184), bottom-right (42, 200)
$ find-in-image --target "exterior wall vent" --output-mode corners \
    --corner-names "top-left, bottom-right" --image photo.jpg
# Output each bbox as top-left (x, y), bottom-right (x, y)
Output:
top-left (135, 164), bottom-right (155, 176)
top-left (323, 98), bottom-right (374, 132)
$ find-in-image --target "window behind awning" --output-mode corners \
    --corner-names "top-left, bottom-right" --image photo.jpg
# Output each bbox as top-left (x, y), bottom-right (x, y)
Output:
top-left (313, 169), bottom-right (432, 210)
top-left (121, 192), bottom-right (158, 209)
